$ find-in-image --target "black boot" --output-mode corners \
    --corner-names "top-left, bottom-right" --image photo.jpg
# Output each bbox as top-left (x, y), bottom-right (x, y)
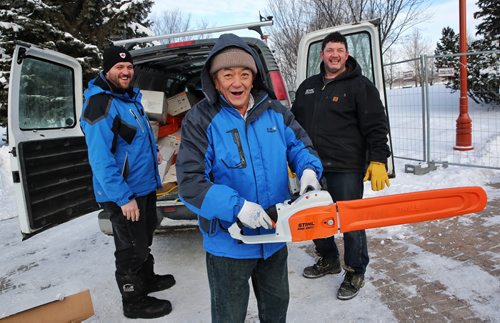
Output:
top-left (141, 255), bottom-right (176, 294)
top-left (116, 272), bottom-right (172, 319)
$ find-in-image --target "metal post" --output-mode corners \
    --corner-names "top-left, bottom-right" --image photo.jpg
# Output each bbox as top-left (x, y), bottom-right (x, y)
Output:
top-left (421, 55), bottom-right (430, 162)
top-left (454, 0), bottom-right (473, 151)
top-left (419, 55), bottom-right (428, 162)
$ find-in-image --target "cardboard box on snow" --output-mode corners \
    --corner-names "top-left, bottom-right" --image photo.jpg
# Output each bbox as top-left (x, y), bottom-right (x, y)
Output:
top-left (142, 90), bottom-right (168, 123)
top-left (0, 289), bottom-right (94, 322)
top-left (167, 92), bottom-right (196, 116)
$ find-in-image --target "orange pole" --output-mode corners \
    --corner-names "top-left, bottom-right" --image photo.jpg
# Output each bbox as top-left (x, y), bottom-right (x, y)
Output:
top-left (454, 0), bottom-right (473, 151)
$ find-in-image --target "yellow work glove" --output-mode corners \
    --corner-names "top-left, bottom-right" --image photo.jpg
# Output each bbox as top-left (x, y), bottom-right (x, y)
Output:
top-left (363, 161), bottom-right (390, 191)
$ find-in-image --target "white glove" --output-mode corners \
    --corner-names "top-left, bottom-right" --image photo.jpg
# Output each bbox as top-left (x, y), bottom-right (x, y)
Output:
top-left (237, 201), bottom-right (273, 229)
top-left (299, 168), bottom-right (321, 195)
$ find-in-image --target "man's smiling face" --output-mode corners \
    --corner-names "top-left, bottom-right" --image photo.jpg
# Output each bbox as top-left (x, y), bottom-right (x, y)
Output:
top-left (105, 62), bottom-right (134, 90)
top-left (320, 41), bottom-right (349, 78)
top-left (213, 66), bottom-right (254, 114)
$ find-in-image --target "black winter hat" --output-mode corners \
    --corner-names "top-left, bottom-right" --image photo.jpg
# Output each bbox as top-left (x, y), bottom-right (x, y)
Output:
top-left (102, 46), bottom-right (133, 74)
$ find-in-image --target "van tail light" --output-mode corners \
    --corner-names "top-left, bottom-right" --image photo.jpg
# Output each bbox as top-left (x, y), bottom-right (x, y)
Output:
top-left (269, 70), bottom-right (290, 107)
top-left (167, 40), bottom-right (195, 48)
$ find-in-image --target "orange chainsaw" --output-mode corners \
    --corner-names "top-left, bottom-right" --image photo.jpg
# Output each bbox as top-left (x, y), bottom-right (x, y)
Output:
top-left (228, 186), bottom-right (487, 244)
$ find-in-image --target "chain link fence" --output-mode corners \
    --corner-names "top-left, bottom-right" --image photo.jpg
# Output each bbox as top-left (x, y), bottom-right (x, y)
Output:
top-left (384, 50), bottom-right (500, 170)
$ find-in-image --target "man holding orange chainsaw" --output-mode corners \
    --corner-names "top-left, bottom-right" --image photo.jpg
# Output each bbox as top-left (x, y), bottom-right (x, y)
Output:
top-left (177, 33), bottom-right (323, 322)
top-left (292, 32), bottom-right (391, 300)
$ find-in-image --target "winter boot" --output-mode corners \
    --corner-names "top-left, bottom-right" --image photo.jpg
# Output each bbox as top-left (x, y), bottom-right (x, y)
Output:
top-left (337, 268), bottom-right (365, 300)
top-left (303, 257), bottom-right (341, 278)
top-left (116, 272), bottom-right (172, 319)
top-left (141, 254), bottom-right (176, 294)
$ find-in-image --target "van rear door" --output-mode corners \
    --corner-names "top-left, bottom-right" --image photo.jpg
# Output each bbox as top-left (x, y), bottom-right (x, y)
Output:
top-left (296, 20), bottom-right (395, 177)
top-left (8, 43), bottom-right (98, 239)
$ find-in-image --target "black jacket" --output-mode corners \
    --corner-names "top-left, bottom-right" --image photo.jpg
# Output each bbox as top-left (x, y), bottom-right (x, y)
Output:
top-left (291, 56), bottom-right (390, 172)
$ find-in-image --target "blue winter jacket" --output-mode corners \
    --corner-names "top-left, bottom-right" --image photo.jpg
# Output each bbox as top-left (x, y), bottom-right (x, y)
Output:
top-left (176, 34), bottom-right (323, 259)
top-left (81, 74), bottom-right (162, 206)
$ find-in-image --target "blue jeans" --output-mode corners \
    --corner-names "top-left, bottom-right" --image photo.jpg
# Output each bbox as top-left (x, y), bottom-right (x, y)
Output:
top-left (206, 246), bottom-right (289, 323)
top-left (313, 172), bottom-right (369, 274)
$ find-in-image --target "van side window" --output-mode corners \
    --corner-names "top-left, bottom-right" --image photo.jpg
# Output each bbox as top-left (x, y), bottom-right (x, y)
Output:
top-left (306, 31), bottom-right (375, 85)
top-left (19, 57), bottom-right (76, 130)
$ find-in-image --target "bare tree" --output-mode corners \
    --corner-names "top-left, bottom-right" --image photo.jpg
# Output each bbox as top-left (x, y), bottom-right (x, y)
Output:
top-left (402, 29), bottom-right (430, 87)
top-left (150, 9), bottom-right (210, 42)
top-left (383, 46), bottom-right (400, 89)
top-left (372, 0), bottom-right (431, 54)
top-left (309, 0), bottom-right (349, 29)
top-left (266, 0), bottom-right (314, 88)
top-left (267, 0), bottom-right (432, 88)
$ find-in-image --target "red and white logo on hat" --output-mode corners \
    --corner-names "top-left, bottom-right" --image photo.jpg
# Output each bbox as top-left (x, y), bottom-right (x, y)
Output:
top-left (119, 53), bottom-right (126, 59)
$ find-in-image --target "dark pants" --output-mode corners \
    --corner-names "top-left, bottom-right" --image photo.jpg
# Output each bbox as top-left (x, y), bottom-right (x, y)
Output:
top-left (314, 172), bottom-right (369, 274)
top-left (101, 192), bottom-right (158, 275)
top-left (206, 246), bottom-right (289, 323)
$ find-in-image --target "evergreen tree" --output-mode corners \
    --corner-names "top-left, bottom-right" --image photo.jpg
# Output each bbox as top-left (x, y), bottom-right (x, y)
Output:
top-left (467, 39), bottom-right (499, 104)
top-left (434, 27), bottom-right (460, 94)
top-left (0, 0), bottom-right (153, 126)
top-left (471, 0), bottom-right (499, 104)
top-left (474, 0), bottom-right (500, 42)
top-left (434, 24), bottom-right (499, 105)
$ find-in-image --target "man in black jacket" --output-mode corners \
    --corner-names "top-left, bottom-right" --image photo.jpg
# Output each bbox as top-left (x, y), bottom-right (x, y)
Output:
top-left (291, 32), bottom-right (391, 300)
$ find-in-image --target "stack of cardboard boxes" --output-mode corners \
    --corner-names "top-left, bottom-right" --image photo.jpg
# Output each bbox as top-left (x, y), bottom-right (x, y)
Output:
top-left (141, 90), bottom-right (197, 194)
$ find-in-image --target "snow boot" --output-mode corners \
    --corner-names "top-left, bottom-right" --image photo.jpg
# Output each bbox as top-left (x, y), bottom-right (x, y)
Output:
top-left (337, 268), bottom-right (365, 300)
top-left (141, 254), bottom-right (176, 294)
top-left (303, 257), bottom-right (341, 278)
top-left (116, 272), bottom-right (172, 319)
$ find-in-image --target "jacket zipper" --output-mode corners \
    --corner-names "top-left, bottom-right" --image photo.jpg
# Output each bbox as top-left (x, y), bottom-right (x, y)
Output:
top-left (121, 152), bottom-right (129, 179)
top-left (132, 102), bottom-right (160, 183)
top-left (129, 109), bottom-right (145, 133)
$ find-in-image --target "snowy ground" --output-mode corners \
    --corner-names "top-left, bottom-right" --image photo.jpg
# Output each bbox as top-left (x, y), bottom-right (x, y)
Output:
top-left (1, 84), bottom-right (500, 322)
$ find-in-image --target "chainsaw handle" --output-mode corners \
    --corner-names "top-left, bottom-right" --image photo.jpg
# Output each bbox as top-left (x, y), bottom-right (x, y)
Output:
top-left (266, 206), bottom-right (278, 223)
top-left (235, 205), bottom-right (278, 229)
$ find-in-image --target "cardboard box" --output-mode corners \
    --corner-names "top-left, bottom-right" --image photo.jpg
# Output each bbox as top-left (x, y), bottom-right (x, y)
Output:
top-left (150, 120), bottom-right (159, 140)
top-left (163, 163), bottom-right (177, 184)
top-left (157, 145), bottom-right (176, 182)
top-left (166, 92), bottom-right (196, 116)
top-left (157, 130), bottom-right (181, 154)
top-left (0, 289), bottom-right (94, 322)
top-left (141, 90), bottom-right (167, 123)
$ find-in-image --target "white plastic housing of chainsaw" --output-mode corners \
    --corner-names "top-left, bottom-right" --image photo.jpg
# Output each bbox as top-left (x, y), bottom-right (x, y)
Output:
top-left (228, 190), bottom-right (334, 244)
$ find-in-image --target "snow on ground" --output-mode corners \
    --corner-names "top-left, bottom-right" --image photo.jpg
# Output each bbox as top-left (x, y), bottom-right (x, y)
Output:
top-left (1, 84), bottom-right (499, 322)
top-left (1, 149), bottom-right (499, 321)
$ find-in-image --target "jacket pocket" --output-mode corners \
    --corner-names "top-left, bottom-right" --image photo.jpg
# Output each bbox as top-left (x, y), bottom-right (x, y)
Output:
top-left (112, 116), bottom-right (137, 145)
top-left (198, 216), bottom-right (218, 237)
top-left (220, 128), bottom-right (247, 169)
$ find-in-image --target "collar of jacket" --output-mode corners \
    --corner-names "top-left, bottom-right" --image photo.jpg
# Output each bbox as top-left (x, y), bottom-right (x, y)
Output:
top-left (218, 89), bottom-right (269, 120)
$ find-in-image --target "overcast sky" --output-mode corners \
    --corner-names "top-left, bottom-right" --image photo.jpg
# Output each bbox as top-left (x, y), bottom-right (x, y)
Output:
top-left (151, 0), bottom-right (481, 48)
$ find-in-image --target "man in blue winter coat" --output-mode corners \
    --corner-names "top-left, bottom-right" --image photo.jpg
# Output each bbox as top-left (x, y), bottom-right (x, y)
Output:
top-left (80, 46), bottom-right (175, 319)
top-left (176, 33), bottom-right (323, 322)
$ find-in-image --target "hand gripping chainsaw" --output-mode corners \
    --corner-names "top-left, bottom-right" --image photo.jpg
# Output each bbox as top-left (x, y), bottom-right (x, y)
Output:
top-left (228, 186), bottom-right (487, 244)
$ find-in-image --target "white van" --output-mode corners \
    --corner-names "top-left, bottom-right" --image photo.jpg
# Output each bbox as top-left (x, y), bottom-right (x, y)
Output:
top-left (8, 19), bottom-right (393, 238)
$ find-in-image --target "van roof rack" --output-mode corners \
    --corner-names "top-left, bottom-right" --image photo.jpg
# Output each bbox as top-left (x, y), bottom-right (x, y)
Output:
top-left (113, 16), bottom-right (273, 48)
